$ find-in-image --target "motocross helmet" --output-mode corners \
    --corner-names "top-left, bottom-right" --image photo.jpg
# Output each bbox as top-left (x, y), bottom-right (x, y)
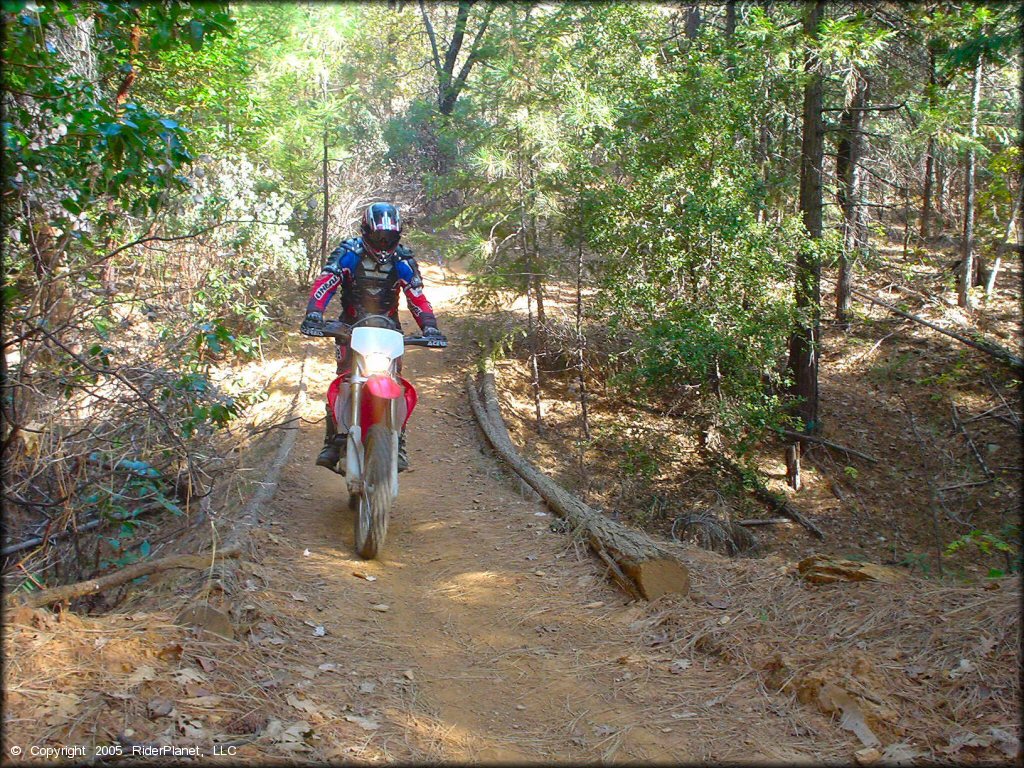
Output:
top-left (361, 202), bottom-right (402, 262)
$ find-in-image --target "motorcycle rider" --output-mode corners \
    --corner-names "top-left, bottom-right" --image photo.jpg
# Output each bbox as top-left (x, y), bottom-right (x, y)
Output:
top-left (299, 202), bottom-right (445, 471)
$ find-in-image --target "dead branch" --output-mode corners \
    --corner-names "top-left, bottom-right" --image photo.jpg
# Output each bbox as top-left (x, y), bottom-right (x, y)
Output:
top-left (12, 546), bottom-right (241, 609)
top-left (851, 288), bottom-right (1024, 371)
top-left (706, 452), bottom-right (825, 539)
top-left (777, 428), bottom-right (879, 463)
top-left (735, 517), bottom-right (792, 526)
top-left (985, 374), bottom-right (1022, 432)
top-left (951, 401), bottom-right (995, 479)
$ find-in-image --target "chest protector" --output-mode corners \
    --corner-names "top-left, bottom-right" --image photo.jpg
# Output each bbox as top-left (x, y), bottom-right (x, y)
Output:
top-left (344, 254), bottom-right (401, 320)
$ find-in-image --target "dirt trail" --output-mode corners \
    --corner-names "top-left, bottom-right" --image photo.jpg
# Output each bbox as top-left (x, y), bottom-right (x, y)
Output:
top-left (226, 265), bottom-right (829, 763)
top-left (5, 266), bottom-right (1018, 764)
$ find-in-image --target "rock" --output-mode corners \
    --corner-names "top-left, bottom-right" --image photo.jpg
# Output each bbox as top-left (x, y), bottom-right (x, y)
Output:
top-left (854, 747), bottom-right (882, 765)
top-left (176, 604), bottom-right (235, 640)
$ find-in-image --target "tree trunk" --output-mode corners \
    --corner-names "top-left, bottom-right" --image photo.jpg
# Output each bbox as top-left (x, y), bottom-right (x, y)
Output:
top-left (851, 287), bottom-right (1024, 371)
top-left (685, 3), bottom-right (702, 39)
top-left (835, 72), bottom-right (868, 325)
top-left (527, 287), bottom-right (543, 435)
top-left (575, 237), bottom-right (591, 440)
top-left (467, 370), bottom-right (690, 600)
top-left (725, 0), bottom-right (737, 37)
top-left (938, 158), bottom-right (949, 220)
top-left (921, 48), bottom-right (938, 239)
top-left (420, 0), bottom-right (495, 116)
top-left (787, 0), bottom-right (825, 462)
top-left (320, 130), bottom-right (329, 261)
top-left (987, 183), bottom-right (1024, 299)
top-left (958, 51), bottom-right (983, 309)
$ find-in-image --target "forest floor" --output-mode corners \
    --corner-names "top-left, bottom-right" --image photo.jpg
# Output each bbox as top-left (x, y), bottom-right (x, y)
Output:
top-left (3, 261), bottom-right (1020, 764)
top-left (490, 249), bottom-right (1023, 582)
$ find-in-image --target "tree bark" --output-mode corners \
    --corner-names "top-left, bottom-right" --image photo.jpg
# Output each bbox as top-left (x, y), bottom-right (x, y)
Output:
top-left (685, 3), bottom-right (702, 40)
top-left (320, 130), bottom-right (329, 261)
top-left (467, 370), bottom-right (690, 600)
top-left (920, 47), bottom-right (938, 239)
top-left (420, 0), bottom-right (495, 116)
top-left (835, 72), bottom-right (868, 325)
top-left (786, 0), bottom-right (825, 486)
top-left (575, 237), bottom-right (591, 440)
top-left (725, 0), bottom-right (737, 37)
top-left (958, 50), bottom-right (983, 309)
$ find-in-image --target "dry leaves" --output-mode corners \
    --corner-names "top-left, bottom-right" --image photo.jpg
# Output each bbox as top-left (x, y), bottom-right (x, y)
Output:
top-left (817, 683), bottom-right (880, 748)
top-left (170, 668), bottom-right (206, 686)
top-left (345, 714), bottom-right (380, 731)
top-left (286, 694), bottom-right (320, 716)
top-left (127, 665), bottom-right (157, 685)
top-left (263, 719), bottom-right (314, 753)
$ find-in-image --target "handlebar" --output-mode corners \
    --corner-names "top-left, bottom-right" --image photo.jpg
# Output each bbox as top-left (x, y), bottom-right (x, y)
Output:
top-left (311, 320), bottom-right (447, 348)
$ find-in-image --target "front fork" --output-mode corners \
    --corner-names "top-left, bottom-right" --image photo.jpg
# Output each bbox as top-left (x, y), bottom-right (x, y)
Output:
top-left (344, 377), bottom-right (401, 499)
top-left (345, 380), bottom-right (364, 496)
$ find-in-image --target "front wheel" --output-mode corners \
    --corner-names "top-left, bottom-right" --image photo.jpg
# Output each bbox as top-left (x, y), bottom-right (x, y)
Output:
top-left (354, 424), bottom-right (395, 559)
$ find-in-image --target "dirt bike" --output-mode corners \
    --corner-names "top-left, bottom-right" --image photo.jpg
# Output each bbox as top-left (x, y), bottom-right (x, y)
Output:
top-left (312, 315), bottom-right (446, 559)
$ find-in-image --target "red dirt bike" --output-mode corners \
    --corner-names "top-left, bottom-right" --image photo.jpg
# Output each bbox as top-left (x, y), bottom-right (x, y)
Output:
top-left (315, 315), bottom-right (446, 558)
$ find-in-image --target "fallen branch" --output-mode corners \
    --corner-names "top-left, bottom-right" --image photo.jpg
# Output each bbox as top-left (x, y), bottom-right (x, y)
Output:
top-left (707, 453), bottom-right (825, 539)
top-left (1, 504), bottom-right (161, 558)
top-left (851, 288), bottom-right (1024, 371)
top-left (467, 369), bottom-right (689, 600)
top-left (735, 517), bottom-right (792, 526)
top-left (951, 401), bottom-right (995, 479)
top-left (778, 428), bottom-right (879, 463)
top-left (985, 373), bottom-right (1022, 432)
top-left (12, 546), bottom-right (240, 609)
top-left (937, 479), bottom-right (993, 492)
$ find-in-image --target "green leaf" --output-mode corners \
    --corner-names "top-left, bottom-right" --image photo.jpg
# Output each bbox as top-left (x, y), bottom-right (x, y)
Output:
top-left (60, 197), bottom-right (81, 215)
top-left (154, 494), bottom-right (183, 516)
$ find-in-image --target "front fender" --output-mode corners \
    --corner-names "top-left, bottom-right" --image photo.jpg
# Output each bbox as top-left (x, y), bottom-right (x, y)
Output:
top-left (365, 374), bottom-right (404, 400)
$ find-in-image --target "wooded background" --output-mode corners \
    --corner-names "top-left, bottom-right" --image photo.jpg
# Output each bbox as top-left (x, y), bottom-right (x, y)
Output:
top-left (2, 1), bottom-right (1021, 593)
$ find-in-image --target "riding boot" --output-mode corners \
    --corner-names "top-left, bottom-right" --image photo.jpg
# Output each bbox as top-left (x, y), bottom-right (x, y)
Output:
top-left (397, 428), bottom-right (409, 472)
top-left (316, 405), bottom-right (342, 468)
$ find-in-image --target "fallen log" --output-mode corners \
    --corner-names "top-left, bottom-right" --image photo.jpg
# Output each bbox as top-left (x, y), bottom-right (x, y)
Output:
top-left (467, 370), bottom-right (689, 600)
top-left (707, 453), bottom-right (826, 539)
top-left (777, 428), bottom-right (879, 464)
top-left (11, 546), bottom-right (241, 609)
top-left (851, 288), bottom-right (1024, 371)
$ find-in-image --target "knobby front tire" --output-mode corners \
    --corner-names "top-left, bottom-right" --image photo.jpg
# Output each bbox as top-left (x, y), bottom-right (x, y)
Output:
top-left (354, 424), bottom-right (395, 559)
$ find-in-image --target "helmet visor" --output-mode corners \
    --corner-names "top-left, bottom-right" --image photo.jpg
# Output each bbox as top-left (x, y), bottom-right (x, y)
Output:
top-left (365, 229), bottom-right (400, 253)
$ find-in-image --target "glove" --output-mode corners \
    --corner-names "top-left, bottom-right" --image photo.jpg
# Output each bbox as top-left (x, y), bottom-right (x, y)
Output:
top-left (422, 326), bottom-right (447, 347)
top-left (300, 311), bottom-right (325, 337)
